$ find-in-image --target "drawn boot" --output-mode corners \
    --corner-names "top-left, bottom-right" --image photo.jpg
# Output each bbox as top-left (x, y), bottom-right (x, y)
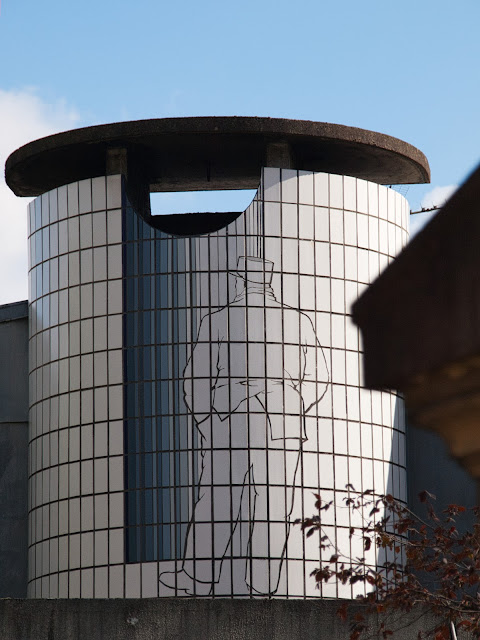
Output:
top-left (159, 569), bottom-right (200, 595)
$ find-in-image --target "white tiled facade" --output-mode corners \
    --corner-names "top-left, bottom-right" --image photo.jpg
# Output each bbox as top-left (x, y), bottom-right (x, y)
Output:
top-left (27, 168), bottom-right (408, 598)
top-left (28, 176), bottom-right (125, 597)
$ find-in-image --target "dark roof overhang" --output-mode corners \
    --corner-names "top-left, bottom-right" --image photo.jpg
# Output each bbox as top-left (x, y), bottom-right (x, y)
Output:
top-left (5, 116), bottom-right (430, 198)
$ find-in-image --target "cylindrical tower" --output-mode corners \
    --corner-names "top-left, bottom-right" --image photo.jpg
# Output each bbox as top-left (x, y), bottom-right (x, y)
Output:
top-left (6, 117), bottom-right (430, 599)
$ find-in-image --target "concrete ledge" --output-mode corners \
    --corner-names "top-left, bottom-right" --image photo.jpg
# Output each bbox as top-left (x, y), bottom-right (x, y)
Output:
top-left (0, 599), bottom-right (450, 640)
top-left (352, 163), bottom-right (480, 392)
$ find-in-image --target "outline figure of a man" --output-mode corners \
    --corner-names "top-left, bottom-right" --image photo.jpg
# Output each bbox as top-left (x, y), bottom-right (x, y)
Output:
top-left (159, 256), bottom-right (329, 595)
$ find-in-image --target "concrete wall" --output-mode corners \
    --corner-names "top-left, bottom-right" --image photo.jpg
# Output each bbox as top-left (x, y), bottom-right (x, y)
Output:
top-left (0, 301), bottom-right (28, 423)
top-left (0, 599), bottom-right (456, 640)
top-left (0, 301), bottom-right (29, 597)
top-left (407, 420), bottom-right (477, 532)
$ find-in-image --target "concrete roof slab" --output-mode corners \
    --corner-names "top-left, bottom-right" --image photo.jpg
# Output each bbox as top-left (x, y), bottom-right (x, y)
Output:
top-left (5, 117), bottom-right (430, 198)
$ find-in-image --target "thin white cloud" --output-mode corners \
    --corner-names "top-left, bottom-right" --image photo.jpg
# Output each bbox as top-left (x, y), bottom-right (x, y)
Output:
top-left (0, 88), bottom-right (80, 305)
top-left (409, 184), bottom-right (457, 238)
top-left (420, 185), bottom-right (457, 210)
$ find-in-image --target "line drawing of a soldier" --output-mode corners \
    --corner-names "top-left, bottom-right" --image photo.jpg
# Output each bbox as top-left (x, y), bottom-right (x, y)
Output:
top-left (159, 256), bottom-right (329, 595)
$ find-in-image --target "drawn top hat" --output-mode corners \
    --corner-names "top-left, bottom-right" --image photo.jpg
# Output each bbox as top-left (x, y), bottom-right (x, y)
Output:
top-left (233, 256), bottom-right (274, 284)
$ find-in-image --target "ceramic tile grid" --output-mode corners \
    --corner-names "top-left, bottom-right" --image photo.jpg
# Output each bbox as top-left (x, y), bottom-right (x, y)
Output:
top-left (27, 168), bottom-right (408, 599)
top-left (27, 176), bottom-right (125, 598)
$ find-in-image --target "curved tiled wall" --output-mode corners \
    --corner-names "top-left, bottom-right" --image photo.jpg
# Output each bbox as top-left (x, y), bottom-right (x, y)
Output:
top-left (27, 176), bottom-right (125, 598)
top-left (27, 169), bottom-right (408, 598)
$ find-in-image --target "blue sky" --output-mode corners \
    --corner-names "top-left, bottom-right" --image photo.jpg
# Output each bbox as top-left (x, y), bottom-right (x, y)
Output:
top-left (0, 0), bottom-right (479, 303)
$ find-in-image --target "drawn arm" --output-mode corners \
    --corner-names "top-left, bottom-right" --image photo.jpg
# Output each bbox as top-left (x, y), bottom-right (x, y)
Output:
top-left (183, 316), bottom-right (217, 425)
